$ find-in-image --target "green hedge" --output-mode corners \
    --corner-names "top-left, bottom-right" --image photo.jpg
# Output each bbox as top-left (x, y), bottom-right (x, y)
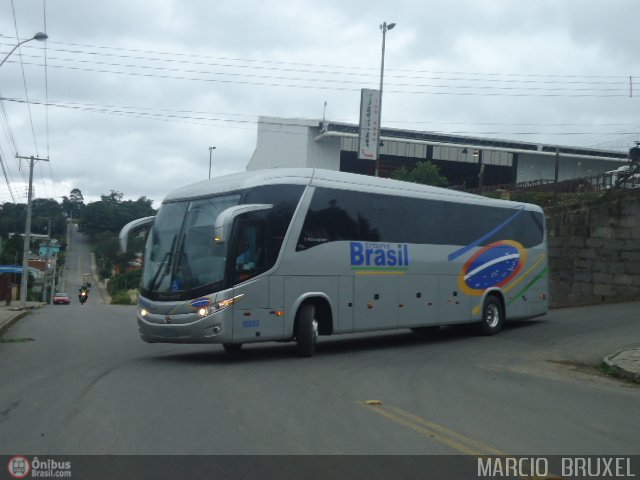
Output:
top-left (111, 290), bottom-right (136, 305)
top-left (107, 270), bottom-right (142, 295)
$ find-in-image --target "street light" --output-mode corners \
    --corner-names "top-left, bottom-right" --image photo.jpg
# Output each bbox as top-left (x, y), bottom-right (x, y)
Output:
top-left (2, 33), bottom-right (50, 308)
top-left (209, 146), bottom-right (216, 179)
top-left (0, 32), bottom-right (48, 68)
top-left (375, 21), bottom-right (395, 177)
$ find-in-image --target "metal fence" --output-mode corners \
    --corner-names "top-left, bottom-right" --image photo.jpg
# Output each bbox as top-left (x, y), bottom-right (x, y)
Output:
top-left (467, 170), bottom-right (640, 194)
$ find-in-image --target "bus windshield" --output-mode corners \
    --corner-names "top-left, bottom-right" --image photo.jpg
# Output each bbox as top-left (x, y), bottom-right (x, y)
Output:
top-left (139, 183), bottom-right (306, 300)
top-left (141, 193), bottom-right (241, 297)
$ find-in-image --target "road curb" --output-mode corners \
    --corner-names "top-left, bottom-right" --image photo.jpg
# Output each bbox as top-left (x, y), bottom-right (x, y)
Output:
top-left (603, 350), bottom-right (640, 384)
top-left (90, 252), bottom-right (112, 305)
top-left (0, 310), bottom-right (28, 337)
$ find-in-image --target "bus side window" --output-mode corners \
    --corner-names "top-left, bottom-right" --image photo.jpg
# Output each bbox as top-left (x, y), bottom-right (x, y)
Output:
top-left (297, 227), bottom-right (330, 250)
top-left (296, 188), bottom-right (360, 250)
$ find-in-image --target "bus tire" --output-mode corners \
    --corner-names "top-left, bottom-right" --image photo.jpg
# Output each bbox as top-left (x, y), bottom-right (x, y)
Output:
top-left (223, 343), bottom-right (243, 353)
top-left (478, 295), bottom-right (504, 336)
top-left (295, 304), bottom-right (318, 357)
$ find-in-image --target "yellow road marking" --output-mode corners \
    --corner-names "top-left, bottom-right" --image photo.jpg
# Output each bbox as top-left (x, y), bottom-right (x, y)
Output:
top-left (361, 401), bottom-right (505, 456)
top-left (360, 402), bottom-right (561, 480)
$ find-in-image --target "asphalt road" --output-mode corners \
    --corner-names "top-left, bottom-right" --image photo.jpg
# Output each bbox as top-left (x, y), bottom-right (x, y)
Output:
top-left (2, 300), bottom-right (640, 456)
top-left (0, 229), bottom-right (639, 457)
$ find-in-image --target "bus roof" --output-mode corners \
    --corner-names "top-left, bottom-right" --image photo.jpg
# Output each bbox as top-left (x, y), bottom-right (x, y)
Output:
top-left (162, 168), bottom-right (543, 213)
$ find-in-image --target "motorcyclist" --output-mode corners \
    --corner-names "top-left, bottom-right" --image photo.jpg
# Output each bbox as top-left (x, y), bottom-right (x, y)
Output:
top-left (78, 283), bottom-right (90, 304)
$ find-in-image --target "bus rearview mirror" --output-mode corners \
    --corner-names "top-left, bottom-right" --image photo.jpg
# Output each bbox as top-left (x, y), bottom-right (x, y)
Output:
top-left (213, 204), bottom-right (272, 244)
top-left (119, 215), bottom-right (155, 253)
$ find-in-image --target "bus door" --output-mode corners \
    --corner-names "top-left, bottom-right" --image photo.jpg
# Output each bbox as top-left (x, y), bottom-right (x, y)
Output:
top-left (231, 220), bottom-right (284, 342)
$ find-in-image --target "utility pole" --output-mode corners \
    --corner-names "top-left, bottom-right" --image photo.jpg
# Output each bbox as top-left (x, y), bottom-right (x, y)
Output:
top-left (554, 147), bottom-right (560, 194)
top-left (49, 251), bottom-right (58, 305)
top-left (41, 218), bottom-right (51, 302)
top-left (16, 155), bottom-right (49, 308)
top-left (208, 146), bottom-right (216, 179)
top-left (375, 21), bottom-right (396, 177)
top-left (475, 149), bottom-right (484, 191)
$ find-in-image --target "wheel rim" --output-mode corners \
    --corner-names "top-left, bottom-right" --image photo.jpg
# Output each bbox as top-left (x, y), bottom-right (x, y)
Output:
top-left (485, 304), bottom-right (500, 328)
top-left (311, 319), bottom-right (319, 339)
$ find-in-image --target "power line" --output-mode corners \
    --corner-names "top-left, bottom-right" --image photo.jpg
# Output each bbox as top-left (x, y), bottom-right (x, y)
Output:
top-left (3, 40), bottom-right (638, 97)
top-left (0, 148), bottom-right (16, 202)
top-left (9, 0), bottom-right (40, 157)
top-left (1, 96), bottom-right (636, 143)
top-left (42, 0), bottom-right (57, 200)
top-left (4, 58), bottom-right (636, 98)
top-left (1, 35), bottom-right (636, 158)
top-left (5, 94), bottom-right (638, 130)
top-left (0, 92), bottom-right (20, 154)
top-left (43, 0), bottom-right (50, 158)
top-left (3, 45), bottom-right (637, 91)
top-left (3, 41), bottom-right (636, 88)
top-left (35, 39), bottom-right (640, 79)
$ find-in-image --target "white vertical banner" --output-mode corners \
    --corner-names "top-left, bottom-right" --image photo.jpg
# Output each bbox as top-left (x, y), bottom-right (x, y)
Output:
top-left (358, 88), bottom-right (381, 160)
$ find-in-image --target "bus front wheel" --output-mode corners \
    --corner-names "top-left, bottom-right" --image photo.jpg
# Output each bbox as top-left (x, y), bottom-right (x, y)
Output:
top-left (295, 304), bottom-right (318, 357)
top-left (478, 295), bottom-right (504, 336)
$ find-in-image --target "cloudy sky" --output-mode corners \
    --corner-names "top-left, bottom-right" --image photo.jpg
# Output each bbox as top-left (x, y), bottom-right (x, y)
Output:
top-left (1, 0), bottom-right (638, 207)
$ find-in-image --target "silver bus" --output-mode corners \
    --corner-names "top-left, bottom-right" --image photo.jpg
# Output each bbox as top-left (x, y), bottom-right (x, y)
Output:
top-left (120, 168), bottom-right (548, 357)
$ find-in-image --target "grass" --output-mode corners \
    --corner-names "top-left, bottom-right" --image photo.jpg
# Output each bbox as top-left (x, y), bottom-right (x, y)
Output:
top-left (0, 337), bottom-right (35, 343)
top-left (598, 361), bottom-right (640, 385)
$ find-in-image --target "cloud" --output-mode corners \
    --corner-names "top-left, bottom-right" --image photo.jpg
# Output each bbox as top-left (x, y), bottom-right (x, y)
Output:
top-left (1, 0), bottom-right (638, 207)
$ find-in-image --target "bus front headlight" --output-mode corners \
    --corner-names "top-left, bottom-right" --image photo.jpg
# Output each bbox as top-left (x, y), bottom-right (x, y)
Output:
top-left (196, 294), bottom-right (244, 317)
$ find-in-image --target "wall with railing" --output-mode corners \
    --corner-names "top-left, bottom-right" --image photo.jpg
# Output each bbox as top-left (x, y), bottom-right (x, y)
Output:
top-left (467, 168), bottom-right (640, 194)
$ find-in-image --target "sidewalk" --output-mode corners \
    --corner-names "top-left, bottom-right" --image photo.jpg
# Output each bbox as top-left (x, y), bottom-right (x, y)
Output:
top-left (90, 252), bottom-right (112, 305)
top-left (0, 302), bottom-right (46, 336)
top-left (604, 348), bottom-right (640, 384)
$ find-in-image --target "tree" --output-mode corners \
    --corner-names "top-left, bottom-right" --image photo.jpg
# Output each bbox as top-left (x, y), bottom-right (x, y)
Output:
top-left (0, 203), bottom-right (25, 238)
top-left (0, 234), bottom-right (23, 264)
top-left (62, 188), bottom-right (85, 219)
top-left (75, 191), bottom-right (154, 278)
top-left (78, 191), bottom-right (155, 236)
top-left (392, 161), bottom-right (448, 187)
top-left (101, 190), bottom-right (123, 205)
top-left (31, 198), bottom-right (66, 236)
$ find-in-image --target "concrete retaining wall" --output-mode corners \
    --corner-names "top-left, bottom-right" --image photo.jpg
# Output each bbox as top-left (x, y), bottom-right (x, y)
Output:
top-left (547, 189), bottom-right (640, 307)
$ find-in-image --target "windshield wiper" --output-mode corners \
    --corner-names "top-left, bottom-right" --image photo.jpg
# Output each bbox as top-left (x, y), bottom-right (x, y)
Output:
top-left (148, 235), bottom-right (177, 292)
top-left (173, 231), bottom-right (187, 276)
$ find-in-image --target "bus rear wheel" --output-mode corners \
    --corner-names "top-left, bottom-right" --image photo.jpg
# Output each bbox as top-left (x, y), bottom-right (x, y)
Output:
top-left (295, 304), bottom-right (318, 357)
top-left (478, 295), bottom-right (504, 336)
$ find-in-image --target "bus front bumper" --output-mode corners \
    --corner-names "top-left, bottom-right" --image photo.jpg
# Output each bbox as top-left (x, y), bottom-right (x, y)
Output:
top-left (137, 311), bottom-right (232, 344)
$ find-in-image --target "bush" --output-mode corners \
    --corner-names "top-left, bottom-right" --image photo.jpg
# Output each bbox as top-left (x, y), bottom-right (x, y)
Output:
top-left (107, 270), bottom-right (142, 295)
top-left (392, 161), bottom-right (448, 187)
top-left (111, 290), bottom-right (136, 305)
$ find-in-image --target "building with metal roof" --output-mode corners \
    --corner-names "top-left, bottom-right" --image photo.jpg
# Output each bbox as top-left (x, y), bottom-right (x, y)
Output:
top-left (248, 116), bottom-right (630, 189)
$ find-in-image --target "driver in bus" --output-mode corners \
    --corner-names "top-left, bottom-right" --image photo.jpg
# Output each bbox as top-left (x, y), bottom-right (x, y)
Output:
top-left (235, 231), bottom-right (263, 282)
top-left (236, 233), bottom-right (255, 271)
